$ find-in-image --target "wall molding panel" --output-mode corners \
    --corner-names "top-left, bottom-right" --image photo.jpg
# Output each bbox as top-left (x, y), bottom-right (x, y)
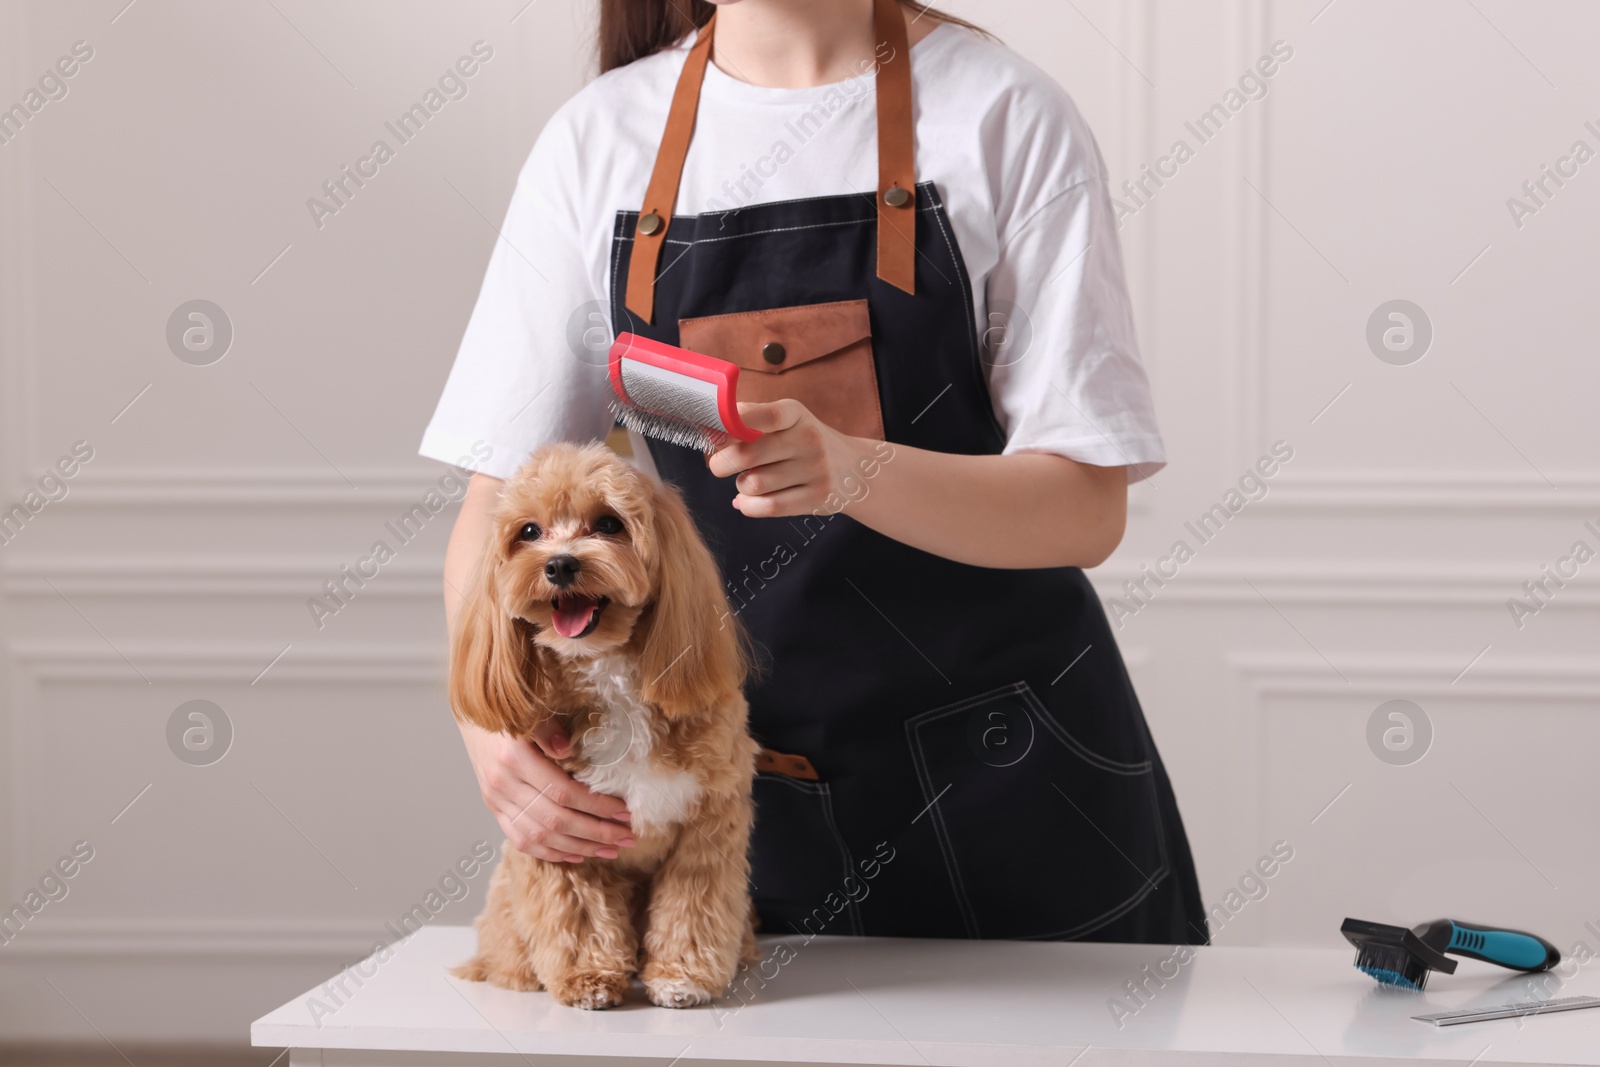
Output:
top-left (8, 553), bottom-right (1597, 612)
top-left (11, 555), bottom-right (1595, 611)
top-left (0, 918), bottom-right (389, 961)
top-left (3, 555), bottom-right (448, 599)
top-left (1257, 472), bottom-right (1600, 514)
top-left (8, 641), bottom-right (444, 683)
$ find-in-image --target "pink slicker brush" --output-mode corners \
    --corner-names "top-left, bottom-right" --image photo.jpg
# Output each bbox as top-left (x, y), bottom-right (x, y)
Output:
top-left (607, 332), bottom-right (763, 451)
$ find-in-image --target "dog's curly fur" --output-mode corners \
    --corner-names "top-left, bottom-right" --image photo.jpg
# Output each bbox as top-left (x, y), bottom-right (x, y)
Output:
top-left (448, 442), bottom-right (760, 1009)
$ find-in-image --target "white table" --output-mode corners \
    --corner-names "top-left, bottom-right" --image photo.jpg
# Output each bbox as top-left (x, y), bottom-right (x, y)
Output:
top-left (252, 925), bottom-right (1600, 1066)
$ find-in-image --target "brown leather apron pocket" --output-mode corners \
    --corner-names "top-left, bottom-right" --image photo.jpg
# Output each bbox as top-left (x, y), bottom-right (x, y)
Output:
top-left (678, 299), bottom-right (884, 440)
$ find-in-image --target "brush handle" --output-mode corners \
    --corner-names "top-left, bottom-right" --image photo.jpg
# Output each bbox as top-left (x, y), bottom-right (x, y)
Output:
top-left (1414, 919), bottom-right (1560, 972)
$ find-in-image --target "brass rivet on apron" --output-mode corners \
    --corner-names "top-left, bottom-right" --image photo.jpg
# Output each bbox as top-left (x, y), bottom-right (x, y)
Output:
top-left (883, 185), bottom-right (911, 208)
top-left (762, 342), bottom-right (786, 365)
top-left (638, 211), bottom-right (663, 236)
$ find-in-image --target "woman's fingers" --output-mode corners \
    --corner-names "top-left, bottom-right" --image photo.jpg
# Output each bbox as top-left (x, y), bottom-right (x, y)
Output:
top-left (514, 727), bottom-right (632, 825)
top-left (497, 784), bottom-right (638, 858)
top-left (529, 784), bottom-right (638, 850)
top-left (527, 716), bottom-right (571, 760)
top-left (514, 742), bottom-right (634, 827)
top-left (462, 723), bottom-right (635, 861)
top-left (555, 780), bottom-right (632, 825)
top-left (733, 485), bottom-right (823, 519)
top-left (495, 803), bottom-right (625, 861)
top-left (492, 810), bottom-right (584, 863)
top-left (707, 399), bottom-right (853, 518)
top-left (709, 437), bottom-right (784, 479)
top-left (487, 735), bottom-right (635, 855)
top-left (709, 400), bottom-right (812, 477)
top-left (736, 398), bottom-right (806, 434)
top-left (733, 457), bottom-right (817, 498)
top-left (505, 737), bottom-right (632, 825)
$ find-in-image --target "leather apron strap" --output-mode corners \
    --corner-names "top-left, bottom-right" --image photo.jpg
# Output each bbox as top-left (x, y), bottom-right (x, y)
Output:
top-left (624, 0), bottom-right (917, 324)
top-left (623, 12), bottom-right (717, 326)
top-left (872, 0), bottom-right (917, 297)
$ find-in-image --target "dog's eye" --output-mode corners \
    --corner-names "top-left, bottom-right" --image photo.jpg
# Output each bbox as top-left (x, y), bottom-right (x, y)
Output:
top-left (517, 522), bottom-right (541, 542)
top-left (592, 515), bottom-right (624, 536)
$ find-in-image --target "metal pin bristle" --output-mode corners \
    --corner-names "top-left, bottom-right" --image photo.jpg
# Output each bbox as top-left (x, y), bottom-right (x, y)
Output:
top-left (608, 399), bottom-right (728, 453)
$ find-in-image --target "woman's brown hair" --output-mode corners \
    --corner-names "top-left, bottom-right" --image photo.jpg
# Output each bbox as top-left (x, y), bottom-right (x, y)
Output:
top-left (597, 1), bottom-right (990, 74)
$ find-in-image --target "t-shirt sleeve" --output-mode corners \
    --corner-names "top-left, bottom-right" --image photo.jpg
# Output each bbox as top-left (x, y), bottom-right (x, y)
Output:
top-left (418, 110), bottom-right (612, 480)
top-left (983, 92), bottom-right (1166, 484)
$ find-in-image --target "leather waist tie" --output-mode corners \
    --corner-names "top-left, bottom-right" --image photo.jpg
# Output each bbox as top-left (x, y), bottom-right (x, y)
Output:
top-left (756, 746), bottom-right (820, 781)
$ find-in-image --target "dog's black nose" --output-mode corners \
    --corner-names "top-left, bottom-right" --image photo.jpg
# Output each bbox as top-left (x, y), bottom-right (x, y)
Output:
top-left (544, 554), bottom-right (581, 587)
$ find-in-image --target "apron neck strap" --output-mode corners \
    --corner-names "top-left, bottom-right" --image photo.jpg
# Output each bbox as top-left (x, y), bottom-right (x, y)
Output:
top-left (872, 0), bottom-right (917, 300)
top-left (624, 0), bottom-right (917, 325)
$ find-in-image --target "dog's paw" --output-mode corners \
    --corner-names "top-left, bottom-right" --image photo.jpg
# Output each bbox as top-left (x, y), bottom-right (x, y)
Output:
top-left (552, 970), bottom-right (630, 1010)
top-left (453, 954), bottom-right (543, 992)
top-left (642, 965), bottom-right (715, 1009)
top-left (449, 957), bottom-right (490, 983)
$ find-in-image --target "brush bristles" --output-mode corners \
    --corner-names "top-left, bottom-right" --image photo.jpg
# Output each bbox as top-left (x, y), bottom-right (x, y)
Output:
top-left (609, 399), bottom-right (729, 453)
top-left (1354, 944), bottom-right (1430, 990)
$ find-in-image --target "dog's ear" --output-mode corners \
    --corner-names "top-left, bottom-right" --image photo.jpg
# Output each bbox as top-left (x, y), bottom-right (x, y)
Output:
top-left (449, 547), bottom-right (548, 737)
top-left (635, 479), bottom-right (745, 719)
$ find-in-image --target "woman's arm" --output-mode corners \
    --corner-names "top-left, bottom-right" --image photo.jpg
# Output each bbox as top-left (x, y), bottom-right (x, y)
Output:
top-left (445, 473), bottom-right (637, 861)
top-left (708, 400), bottom-right (1129, 569)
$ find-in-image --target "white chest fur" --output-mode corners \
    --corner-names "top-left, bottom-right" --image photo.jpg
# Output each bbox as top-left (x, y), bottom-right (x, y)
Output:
top-left (571, 654), bottom-right (702, 830)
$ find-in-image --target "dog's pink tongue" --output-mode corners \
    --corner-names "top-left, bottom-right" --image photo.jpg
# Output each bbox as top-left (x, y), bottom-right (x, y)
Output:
top-left (552, 595), bottom-right (598, 638)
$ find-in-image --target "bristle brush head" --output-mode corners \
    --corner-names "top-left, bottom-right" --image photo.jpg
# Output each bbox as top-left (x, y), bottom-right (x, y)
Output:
top-left (608, 398), bottom-right (726, 453)
top-left (1354, 944), bottom-right (1430, 990)
top-left (1341, 917), bottom-right (1457, 991)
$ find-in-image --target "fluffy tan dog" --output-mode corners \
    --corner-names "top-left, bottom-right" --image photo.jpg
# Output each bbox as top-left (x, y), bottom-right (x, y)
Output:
top-left (449, 442), bottom-right (759, 1009)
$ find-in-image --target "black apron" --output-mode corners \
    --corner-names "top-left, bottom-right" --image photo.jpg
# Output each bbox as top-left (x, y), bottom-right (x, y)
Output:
top-left (609, 0), bottom-right (1206, 945)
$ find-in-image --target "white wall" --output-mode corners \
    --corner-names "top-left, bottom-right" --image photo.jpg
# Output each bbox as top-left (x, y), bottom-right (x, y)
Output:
top-left (1, 0), bottom-right (1596, 1046)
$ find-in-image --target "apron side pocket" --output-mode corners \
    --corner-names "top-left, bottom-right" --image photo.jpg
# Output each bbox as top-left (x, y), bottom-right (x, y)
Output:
top-left (906, 681), bottom-right (1170, 941)
top-left (679, 299), bottom-right (884, 440)
top-left (749, 772), bottom-right (865, 938)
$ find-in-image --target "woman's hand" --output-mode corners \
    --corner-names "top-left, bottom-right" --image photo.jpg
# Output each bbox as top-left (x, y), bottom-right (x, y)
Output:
top-left (708, 400), bottom-right (884, 518)
top-left (706, 401), bottom-right (1128, 568)
top-left (457, 717), bottom-right (636, 863)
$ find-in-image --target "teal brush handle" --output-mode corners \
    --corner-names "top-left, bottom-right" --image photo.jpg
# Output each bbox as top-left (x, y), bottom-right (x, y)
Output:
top-left (1414, 918), bottom-right (1560, 972)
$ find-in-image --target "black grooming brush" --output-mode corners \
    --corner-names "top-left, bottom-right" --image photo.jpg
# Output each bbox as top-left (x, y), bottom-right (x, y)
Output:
top-left (1341, 917), bottom-right (1457, 991)
top-left (1342, 916), bottom-right (1560, 991)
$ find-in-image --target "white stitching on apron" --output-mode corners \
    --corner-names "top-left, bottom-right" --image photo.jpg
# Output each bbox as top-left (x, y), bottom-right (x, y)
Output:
top-left (904, 680), bottom-right (1170, 941)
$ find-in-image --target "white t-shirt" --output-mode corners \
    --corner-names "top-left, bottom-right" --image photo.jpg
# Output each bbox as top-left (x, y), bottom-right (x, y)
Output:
top-left (420, 22), bottom-right (1166, 483)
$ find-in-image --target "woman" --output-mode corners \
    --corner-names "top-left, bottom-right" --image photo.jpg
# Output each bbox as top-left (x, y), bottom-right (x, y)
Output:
top-left (425, 0), bottom-right (1206, 945)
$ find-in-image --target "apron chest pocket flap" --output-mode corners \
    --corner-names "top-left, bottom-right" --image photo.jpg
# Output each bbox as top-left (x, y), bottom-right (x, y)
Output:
top-left (678, 299), bottom-right (884, 440)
